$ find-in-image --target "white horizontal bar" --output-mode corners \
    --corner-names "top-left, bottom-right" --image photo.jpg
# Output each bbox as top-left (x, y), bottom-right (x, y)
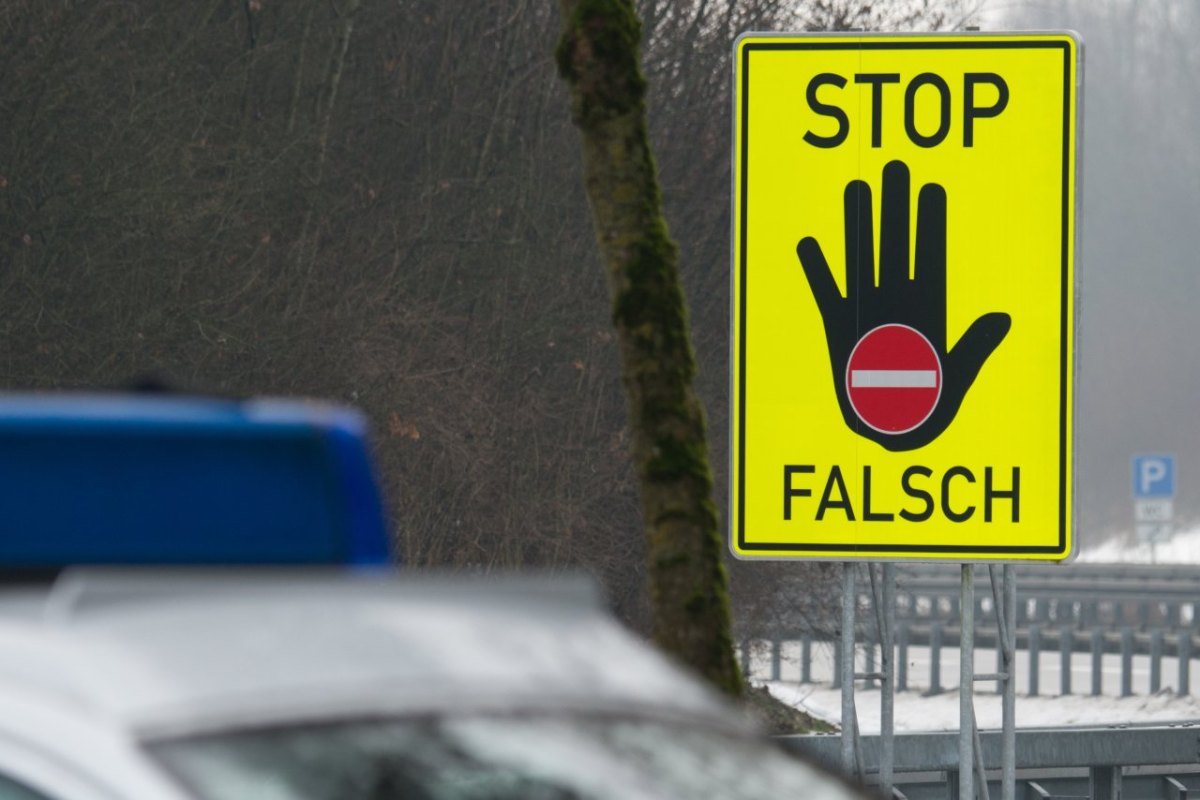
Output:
top-left (850, 369), bottom-right (937, 388)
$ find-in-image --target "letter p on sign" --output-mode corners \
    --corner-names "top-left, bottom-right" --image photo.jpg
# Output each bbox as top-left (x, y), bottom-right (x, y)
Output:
top-left (1133, 455), bottom-right (1175, 498)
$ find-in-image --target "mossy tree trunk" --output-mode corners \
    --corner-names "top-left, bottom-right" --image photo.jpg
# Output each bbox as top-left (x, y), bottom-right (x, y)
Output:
top-left (556, 0), bottom-right (742, 698)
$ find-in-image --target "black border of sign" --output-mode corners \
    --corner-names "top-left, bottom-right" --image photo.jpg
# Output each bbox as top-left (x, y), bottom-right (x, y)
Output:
top-left (735, 38), bottom-right (1076, 557)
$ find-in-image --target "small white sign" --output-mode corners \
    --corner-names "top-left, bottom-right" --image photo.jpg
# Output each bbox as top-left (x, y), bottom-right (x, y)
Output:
top-left (1137, 522), bottom-right (1173, 544)
top-left (1135, 499), bottom-right (1174, 522)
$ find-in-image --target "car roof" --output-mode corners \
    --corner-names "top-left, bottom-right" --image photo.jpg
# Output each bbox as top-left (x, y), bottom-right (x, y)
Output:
top-left (0, 571), bottom-right (733, 742)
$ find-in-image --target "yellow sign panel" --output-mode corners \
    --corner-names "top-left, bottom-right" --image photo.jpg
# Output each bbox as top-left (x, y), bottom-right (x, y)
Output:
top-left (730, 33), bottom-right (1079, 561)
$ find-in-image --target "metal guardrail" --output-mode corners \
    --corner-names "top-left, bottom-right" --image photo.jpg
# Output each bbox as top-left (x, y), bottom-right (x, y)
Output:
top-left (895, 563), bottom-right (1200, 631)
top-left (748, 622), bottom-right (1198, 697)
top-left (781, 724), bottom-right (1200, 799)
top-left (764, 567), bottom-right (1200, 796)
top-left (899, 562), bottom-right (1200, 583)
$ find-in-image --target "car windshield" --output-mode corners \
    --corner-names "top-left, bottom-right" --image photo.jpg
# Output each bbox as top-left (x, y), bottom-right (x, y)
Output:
top-left (150, 715), bottom-right (858, 800)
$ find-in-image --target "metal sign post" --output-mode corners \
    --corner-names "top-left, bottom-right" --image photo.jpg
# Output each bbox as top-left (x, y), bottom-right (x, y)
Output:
top-left (1001, 565), bottom-right (1016, 800)
top-left (839, 562), bottom-right (1016, 798)
top-left (840, 563), bottom-right (857, 777)
top-left (879, 564), bottom-right (896, 797)
top-left (840, 562), bottom-right (899, 795)
top-left (959, 564), bottom-right (975, 800)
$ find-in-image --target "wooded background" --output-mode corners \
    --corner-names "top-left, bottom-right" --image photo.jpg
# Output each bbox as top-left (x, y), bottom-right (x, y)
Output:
top-left (0, 0), bottom-right (972, 633)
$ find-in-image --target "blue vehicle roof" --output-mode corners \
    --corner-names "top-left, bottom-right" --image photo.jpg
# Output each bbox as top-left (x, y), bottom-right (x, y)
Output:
top-left (0, 393), bottom-right (391, 567)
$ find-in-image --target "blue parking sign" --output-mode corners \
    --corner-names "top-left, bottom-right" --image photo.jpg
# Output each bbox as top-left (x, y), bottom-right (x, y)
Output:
top-left (1133, 455), bottom-right (1175, 498)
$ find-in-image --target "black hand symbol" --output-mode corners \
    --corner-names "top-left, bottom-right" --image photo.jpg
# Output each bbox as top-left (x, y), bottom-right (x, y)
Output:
top-left (796, 160), bottom-right (1010, 452)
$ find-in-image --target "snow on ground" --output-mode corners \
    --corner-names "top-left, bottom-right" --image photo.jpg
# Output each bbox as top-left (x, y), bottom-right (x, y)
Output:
top-left (1075, 522), bottom-right (1200, 564)
top-left (764, 680), bottom-right (1200, 734)
top-left (764, 528), bottom-right (1200, 732)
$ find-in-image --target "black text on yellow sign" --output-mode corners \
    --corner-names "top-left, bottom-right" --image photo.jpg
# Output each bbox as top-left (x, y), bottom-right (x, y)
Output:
top-left (729, 33), bottom-right (1079, 561)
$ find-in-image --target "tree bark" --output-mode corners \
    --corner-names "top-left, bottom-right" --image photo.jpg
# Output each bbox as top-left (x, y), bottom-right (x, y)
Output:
top-left (556, 0), bottom-right (741, 697)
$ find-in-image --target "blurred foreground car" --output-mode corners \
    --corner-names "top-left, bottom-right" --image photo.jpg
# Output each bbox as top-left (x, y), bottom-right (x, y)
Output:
top-left (0, 393), bottom-right (861, 800)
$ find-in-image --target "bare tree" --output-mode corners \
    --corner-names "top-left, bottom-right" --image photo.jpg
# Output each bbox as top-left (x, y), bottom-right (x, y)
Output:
top-left (0, 0), bottom-right (979, 646)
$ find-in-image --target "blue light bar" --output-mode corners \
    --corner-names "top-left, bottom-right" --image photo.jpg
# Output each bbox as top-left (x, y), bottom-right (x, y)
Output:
top-left (0, 394), bottom-right (391, 567)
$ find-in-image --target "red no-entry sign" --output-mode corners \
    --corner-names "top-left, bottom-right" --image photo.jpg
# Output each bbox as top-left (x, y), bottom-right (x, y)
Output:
top-left (845, 324), bottom-right (942, 434)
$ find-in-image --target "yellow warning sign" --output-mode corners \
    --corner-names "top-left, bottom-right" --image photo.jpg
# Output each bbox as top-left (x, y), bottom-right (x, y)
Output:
top-left (730, 32), bottom-right (1079, 561)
